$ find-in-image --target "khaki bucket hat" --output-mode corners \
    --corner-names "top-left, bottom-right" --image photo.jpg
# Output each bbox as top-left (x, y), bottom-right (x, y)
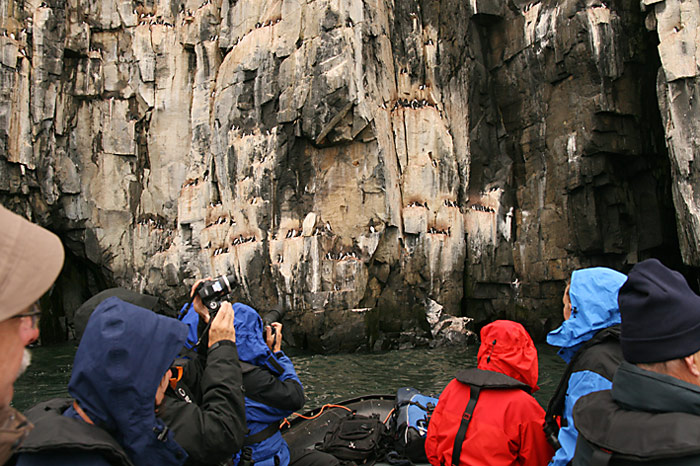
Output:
top-left (0, 205), bottom-right (64, 321)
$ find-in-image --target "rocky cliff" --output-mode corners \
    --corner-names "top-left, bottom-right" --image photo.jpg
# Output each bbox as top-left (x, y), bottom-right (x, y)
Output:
top-left (0, 0), bottom-right (693, 350)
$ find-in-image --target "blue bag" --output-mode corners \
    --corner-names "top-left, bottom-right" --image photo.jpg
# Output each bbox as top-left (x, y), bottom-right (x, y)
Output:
top-left (392, 387), bottom-right (439, 463)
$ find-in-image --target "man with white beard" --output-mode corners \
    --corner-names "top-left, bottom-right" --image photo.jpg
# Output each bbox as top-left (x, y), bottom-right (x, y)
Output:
top-left (0, 205), bottom-right (64, 463)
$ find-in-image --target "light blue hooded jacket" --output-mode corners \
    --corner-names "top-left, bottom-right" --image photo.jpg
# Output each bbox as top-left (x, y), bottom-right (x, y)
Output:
top-left (546, 267), bottom-right (627, 466)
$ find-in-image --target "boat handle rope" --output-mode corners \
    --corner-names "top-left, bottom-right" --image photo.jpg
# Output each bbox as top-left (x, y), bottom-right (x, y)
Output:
top-left (280, 404), bottom-right (395, 429)
top-left (281, 404), bottom-right (353, 429)
top-left (383, 408), bottom-right (394, 424)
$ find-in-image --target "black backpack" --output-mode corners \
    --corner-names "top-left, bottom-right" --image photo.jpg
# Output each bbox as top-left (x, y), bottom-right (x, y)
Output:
top-left (317, 413), bottom-right (391, 464)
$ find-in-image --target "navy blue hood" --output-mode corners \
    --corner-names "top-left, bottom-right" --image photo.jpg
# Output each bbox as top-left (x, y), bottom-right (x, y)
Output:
top-left (68, 297), bottom-right (189, 465)
top-left (547, 267), bottom-right (626, 362)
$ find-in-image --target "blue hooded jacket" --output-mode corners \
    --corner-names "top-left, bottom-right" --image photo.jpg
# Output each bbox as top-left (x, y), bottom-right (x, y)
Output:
top-left (180, 302), bottom-right (302, 465)
top-left (65, 297), bottom-right (189, 466)
top-left (233, 303), bottom-right (302, 466)
top-left (546, 267), bottom-right (626, 466)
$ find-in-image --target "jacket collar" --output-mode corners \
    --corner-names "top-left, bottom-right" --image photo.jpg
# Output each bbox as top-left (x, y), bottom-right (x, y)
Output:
top-left (612, 361), bottom-right (700, 415)
top-left (456, 368), bottom-right (531, 393)
top-left (574, 363), bottom-right (700, 461)
top-left (18, 399), bottom-right (133, 466)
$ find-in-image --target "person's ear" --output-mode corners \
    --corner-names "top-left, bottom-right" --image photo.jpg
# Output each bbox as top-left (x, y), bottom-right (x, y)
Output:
top-left (155, 372), bottom-right (170, 407)
top-left (17, 317), bottom-right (38, 346)
top-left (684, 353), bottom-right (700, 378)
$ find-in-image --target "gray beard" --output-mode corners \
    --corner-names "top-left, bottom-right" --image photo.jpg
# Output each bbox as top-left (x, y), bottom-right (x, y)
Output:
top-left (17, 349), bottom-right (31, 378)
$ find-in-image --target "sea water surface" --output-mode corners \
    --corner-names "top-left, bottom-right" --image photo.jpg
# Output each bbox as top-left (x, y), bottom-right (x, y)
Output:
top-left (13, 342), bottom-right (565, 412)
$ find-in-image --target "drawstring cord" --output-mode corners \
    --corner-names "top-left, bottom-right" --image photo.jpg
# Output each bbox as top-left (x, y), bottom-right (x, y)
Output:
top-left (72, 400), bottom-right (94, 425)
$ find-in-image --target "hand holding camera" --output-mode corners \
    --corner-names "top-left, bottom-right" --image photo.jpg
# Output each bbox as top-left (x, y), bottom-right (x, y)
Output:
top-left (209, 302), bottom-right (235, 346)
top-left (265, 322), bottom-right (282, 352)
top-left (190, 278), bottom-right (212, 323)
top-left (192, 273), bottom-right (237, 318)
top-left (190, 273), bottom-right (237, 347)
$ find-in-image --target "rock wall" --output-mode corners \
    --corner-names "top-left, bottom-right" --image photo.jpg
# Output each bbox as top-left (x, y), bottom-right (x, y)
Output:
top-left (0, 0), bottom-right (688, 350)
top-left (643, 0), bottom-right (700, 267)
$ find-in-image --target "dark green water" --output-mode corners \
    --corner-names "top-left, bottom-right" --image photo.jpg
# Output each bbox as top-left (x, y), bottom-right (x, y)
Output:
top-left (12, 343), bottom-right (565, 412)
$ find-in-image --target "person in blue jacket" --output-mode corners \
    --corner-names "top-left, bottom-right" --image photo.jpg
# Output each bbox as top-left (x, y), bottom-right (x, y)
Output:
top-left (232, 302), bottom-right (303, 465)
top-left (181, 301), bottom-right (337, 465)
top-left (14, 297), bottom-right (190, 465)
top-left (544, 267), bottom-right (627, 466)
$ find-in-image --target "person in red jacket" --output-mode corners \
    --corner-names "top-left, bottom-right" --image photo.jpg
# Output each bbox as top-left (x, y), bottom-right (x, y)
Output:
top-left (425, 320), bottom-right (554, 466)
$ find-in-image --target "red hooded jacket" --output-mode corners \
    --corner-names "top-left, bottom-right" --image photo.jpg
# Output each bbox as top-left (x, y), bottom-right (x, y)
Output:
top-left (425, 320), bottom-right (554, 465)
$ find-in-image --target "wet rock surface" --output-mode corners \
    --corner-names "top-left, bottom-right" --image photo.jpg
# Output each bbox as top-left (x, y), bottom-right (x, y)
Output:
top-left (643, 0), bottom-right (700, 267)
top-left (0, 0), bottom-right (691, 350)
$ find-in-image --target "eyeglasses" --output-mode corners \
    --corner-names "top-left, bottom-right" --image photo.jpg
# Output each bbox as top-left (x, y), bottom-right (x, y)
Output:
top-left (14, 304), bottom-right (41, 329)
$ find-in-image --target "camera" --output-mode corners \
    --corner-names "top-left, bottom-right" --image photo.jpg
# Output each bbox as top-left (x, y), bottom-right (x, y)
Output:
top-left (194, 273), bottom-right (237, 316)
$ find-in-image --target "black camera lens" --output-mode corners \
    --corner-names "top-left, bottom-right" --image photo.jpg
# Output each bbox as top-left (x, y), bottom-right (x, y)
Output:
top-left (262, 309), bottom-right (283, 327)
top-left (261, 307), bottom-right (285, 338)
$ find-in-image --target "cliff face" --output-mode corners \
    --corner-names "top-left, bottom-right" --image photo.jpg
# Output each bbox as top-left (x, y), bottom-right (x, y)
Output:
top-left (0, 0), bottom-right (690, 350)
top-left (645, 0), bottom-right (700, 267)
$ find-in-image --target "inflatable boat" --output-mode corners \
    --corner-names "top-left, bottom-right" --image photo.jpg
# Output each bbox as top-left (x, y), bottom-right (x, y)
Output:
top-left (281, 394), bottom-right (431, 465)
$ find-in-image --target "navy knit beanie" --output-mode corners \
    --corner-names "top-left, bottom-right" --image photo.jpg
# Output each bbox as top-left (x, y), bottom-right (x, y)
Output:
top-left (619, 258), bottom-right (700, 363)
